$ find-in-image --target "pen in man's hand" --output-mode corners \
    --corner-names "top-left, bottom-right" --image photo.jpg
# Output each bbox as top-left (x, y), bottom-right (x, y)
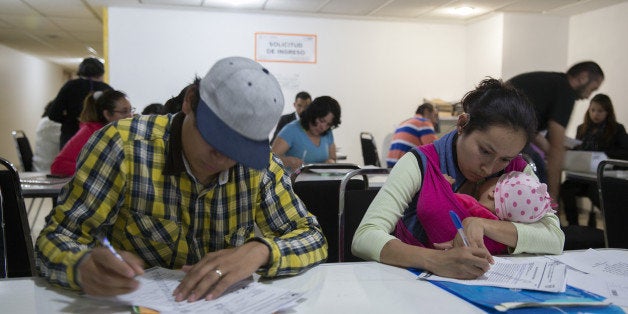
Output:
top-left (449, 210), bottom-right (470, 247)
top-left (99, 236), bottom-right (124, 261)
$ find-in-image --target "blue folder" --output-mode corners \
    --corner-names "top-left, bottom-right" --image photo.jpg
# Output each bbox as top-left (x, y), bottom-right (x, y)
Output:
top-left (408, 268), bottom-right (624, 313)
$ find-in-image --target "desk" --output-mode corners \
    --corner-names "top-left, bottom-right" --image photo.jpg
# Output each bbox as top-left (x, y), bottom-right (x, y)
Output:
top-left (0, 262), bottom-right (482, 313)
top-left (19, 172), bottom-right (69, 200)
top-left (2, 251), bottom-right (627, 313)
top-left (564, 169), bottom-right (628, 183)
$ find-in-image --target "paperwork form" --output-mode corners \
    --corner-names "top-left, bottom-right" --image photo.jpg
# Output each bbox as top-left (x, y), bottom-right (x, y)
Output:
top-left (417, 257), bottom-right (567, 292)
top-left (111, 267), bottom-right (302, 313)
top-left (549, 249), bottom-right (628, 306)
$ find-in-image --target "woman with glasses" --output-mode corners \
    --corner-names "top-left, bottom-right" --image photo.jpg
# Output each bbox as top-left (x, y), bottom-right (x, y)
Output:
top-left (51, 89), bottom-right (133, 177)
top-left (272, 96), bottom-right (341, 171)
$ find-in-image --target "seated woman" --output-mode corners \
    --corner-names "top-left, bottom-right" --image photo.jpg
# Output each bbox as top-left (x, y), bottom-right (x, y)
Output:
top-left (271, 96), bottom-right (341, 171)
top-left (352, 78), bottom-right (564, 280)
top-left (50, 90), bottom-right (133, 177)
top-left (560, 93), bottom-right (628, 226)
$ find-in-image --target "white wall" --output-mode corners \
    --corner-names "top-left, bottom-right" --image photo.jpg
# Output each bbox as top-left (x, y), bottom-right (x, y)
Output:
top-left (0, 44), bottom-right (66, 167)
top-left (106, 5), bottom-right (628, 166)
top-left (465, 14), bottom-right (503, 88)
top-left (501, 13), bottom-right (569, 81)
top-left (567, 2), bottom-right (628, 138)
top-left (108, 7), bottom-right (467, 165)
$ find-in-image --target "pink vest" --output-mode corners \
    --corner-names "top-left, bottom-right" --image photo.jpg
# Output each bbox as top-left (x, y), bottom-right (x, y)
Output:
top-left (394, 144), bottom-right (508, 254)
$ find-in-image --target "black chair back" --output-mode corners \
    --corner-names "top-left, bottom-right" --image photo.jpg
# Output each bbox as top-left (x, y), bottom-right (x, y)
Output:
top-left (360, 132), bottom-right (381, 167)
top-left (291, 163), bottom-right (362, 262)
top-left (0, 157), bottom-right (36, 278)
top-left (11, 130), bottom-right (34, 172)
top-left (597, 159), bottom-right (628, 249)
top-left (338, 168), bottom-right (389, 262)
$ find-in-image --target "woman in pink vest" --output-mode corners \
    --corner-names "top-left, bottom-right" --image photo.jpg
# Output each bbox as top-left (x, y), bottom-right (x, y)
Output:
top-left (50, 89), bottom-right (133, 177)
top-left (352, 78), bottom-right (564, 279)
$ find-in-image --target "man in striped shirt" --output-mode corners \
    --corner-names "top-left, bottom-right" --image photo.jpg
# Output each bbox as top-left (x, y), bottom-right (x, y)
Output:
top-left (386, 103), bottom-right (438, 167)
top-left (36, 57), bottom-right (327, 302)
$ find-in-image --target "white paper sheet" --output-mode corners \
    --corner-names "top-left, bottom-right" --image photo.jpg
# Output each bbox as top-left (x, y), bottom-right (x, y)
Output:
top-left (113, 267), bottom-right (302, 313)
top-left (417, 256), bottom-right (567, 293)
top-left (548, 249), bottom-right (628, 306)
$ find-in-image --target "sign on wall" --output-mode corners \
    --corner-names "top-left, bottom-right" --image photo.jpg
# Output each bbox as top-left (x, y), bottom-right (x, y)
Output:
top-left (255, 32), bottom-right (317, 63)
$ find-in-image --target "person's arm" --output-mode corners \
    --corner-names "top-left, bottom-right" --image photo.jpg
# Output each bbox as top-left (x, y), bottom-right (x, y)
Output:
top-left (511, 214), bottom-right (564, 254)
top-left (173, 155), bottom-right (327, 302)
top-left (326, 143), bottom-right (337, 163)
top-left (271, 136), bottom-right (303, 170)
top-left (606, 124), bottom-right (628, 160)
top-left (543, 120), bottom-right (566, 201)
top-left (48, 84), bottom-right (69, 123)
top-left (352, 153), bottom-right (491, 279)
top-left (36, 125), bottom-right (143, 291)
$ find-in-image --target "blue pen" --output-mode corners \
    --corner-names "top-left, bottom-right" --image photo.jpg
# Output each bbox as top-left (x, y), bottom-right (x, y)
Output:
top-left (449, 210), bottom-right (470, 247)
top-left (99, 236), bottom-right (124, 261)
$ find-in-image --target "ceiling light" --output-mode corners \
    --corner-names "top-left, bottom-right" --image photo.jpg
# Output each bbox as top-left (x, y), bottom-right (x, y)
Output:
top-left (452, 6), bottom-right (475, 16)
top-left (205, 0), bottom-right (262, 7)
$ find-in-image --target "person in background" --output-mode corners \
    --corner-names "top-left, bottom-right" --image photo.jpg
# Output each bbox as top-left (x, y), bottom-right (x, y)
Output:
top-left (50, 90), bottom-right (133, 177)
top-left (49, 58), bottom-right (112, 149)
top-left (164, 80), bottom-right (197, 114)
top-left (352, 78), bottom-right (564, 280)
top-left (432, 106), bottom-right (440, 133)
top-left (507, 61), bottom-right (604, 203)
top-left (271, 96), bottom-right (341, 171)
top-left (271, 91), bottom-right (312, 143)
top-left (386, 103), bottom-right (438, 168)
top-left (141, 103), bottom-right (166, 115)
top-left (560, 93), bottom-right (628, 226)
top-left (32, 101), bottom-right (61, 172)
top-left (36, 57), bottom-right (327, 300)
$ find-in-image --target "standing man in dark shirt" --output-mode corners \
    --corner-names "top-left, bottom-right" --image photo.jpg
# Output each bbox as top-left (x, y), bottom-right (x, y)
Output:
top-left (508, 61), bottom-right (604, 203)
top-left (271, 91), bottom-right (311, 143)
top-left (49, 58), bottom-right (112, 149)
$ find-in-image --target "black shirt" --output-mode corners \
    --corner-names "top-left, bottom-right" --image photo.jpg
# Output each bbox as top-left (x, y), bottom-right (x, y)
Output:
top-left (49, 78), bottom-right (111, 147)
top-left (508, 72), bottom-right (577, 131)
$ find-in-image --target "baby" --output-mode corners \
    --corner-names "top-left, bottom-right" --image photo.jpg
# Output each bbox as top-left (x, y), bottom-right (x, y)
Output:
top-left (455, 171), bottom-right (556, 223)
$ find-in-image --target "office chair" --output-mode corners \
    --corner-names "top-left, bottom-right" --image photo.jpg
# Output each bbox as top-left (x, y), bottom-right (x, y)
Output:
top-left (338, 167), bottom-right (389, 262)
top-left (360, 132), bottom-right (381, 167)
top-left (597, 159), bottom-right (628, 249)
top-left (291, 163), bottom-right (363, 262)
top-left (0, 157), bottom-right (36, 278)
top-left (11, 130), bottom-right (34, 172)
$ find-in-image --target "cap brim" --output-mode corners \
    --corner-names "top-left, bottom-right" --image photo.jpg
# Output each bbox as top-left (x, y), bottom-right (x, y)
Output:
top-left (195, 98), bottom-right (270, 170)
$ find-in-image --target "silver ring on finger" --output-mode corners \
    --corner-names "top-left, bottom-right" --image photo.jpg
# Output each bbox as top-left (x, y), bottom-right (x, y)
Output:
top-left (214, 268), bottom-right (223, 278)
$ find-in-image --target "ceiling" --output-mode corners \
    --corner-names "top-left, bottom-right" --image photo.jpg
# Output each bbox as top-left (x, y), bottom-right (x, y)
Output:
top-left (1, 0), bottom-right (626, 71)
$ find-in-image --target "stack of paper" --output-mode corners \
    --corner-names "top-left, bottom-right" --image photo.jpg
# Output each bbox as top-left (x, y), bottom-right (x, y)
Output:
top-left (112, 267), bottom-right (302, 314)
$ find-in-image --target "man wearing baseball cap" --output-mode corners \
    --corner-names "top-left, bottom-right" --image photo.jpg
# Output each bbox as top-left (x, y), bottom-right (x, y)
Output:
top-left (36, 57), bottom-right (328, 300)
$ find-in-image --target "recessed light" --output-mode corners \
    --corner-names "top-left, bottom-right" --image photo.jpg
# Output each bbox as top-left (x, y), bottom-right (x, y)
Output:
top-left (452, 6), bottom-right (475, 16)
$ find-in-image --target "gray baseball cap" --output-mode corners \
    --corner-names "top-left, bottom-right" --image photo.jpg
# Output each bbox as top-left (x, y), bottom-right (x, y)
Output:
top-left (196, 57), bottom-right (284, 169)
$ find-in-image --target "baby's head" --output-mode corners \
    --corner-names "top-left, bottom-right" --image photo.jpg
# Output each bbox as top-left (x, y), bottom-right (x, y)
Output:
top-left (492, 171), bottom-right (555, 223)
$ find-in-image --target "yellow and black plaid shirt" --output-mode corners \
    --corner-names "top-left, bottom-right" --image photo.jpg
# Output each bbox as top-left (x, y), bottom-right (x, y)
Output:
top-left (36, 113), bottom-right (327, 290)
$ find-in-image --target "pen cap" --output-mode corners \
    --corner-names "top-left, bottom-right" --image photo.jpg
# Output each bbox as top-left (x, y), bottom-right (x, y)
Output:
top-left (449, 210), bottom-right (464, 229)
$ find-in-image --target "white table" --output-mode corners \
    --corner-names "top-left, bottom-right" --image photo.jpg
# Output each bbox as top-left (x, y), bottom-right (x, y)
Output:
top-left (2, 252), bottom-right (626, 313)
top-left (0, 262), bottom-right (482, 314)
top-left (19, 172), bottom-right (69, 201)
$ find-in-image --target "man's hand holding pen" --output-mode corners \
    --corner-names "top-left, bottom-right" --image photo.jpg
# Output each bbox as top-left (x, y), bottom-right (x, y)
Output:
top-left (76, 238), bottom-right (145, 296)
